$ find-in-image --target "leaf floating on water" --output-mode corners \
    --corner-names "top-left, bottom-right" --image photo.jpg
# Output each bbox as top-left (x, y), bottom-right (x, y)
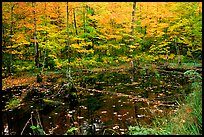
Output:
top-left (157, 109), bottom-right (163, 113)
top-left (159, 93), bottom-right (164, 96)
top-left (77, 116), bottom-right (84, 119)
top-left (101, 111), bottom-right (107, 114)
top-left (72, 110), bottom-right (76, 113)
top-left (124, 82), bottom-right (140, 86)
top-left (113, 125), bottom-right (119, 130)
top-left (118, 117), bottom-right (122, 120)
top-left (113, 112), bottom-right (117, 115)
top-left (119, 128), bottom-right (127, 131)
top-left (137, 114), bottom-right (145, 118)
top-left (117, 115), bottom-right (122, 117)
top-left (140, 107), bottom-right (146, 110)
top-left (90, 93), bottom-right (94, 96)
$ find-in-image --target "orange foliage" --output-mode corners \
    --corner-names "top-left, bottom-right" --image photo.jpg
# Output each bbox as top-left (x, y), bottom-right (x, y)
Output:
top-left (3, 76), bottom-right (36, 90)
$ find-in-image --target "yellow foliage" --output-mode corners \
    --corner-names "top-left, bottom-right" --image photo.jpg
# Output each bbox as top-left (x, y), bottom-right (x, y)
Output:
top-left (129, 45), bottom-right (137, 49)
top-left (71, 44), bottom-right (81, 49)
top-left (118, 56), bottom-right (131, 62)
top-left (145, 55), bottom-right (154, 61)
top-left (169, 54), bottom-right (175, 60)
top-left (159, 55), bottom-right (167, 60)
top-left (152, 56), bottom-right (159, 61)
top-left (113, 45), bottom-right (121, 49)
top-left (95, 44), bottom-right (109, 50)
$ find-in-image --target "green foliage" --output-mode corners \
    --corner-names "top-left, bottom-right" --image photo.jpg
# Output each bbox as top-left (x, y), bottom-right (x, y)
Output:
top-left (135, 53), bottom-right (154, 63)
top-left (30, 125), bottom-right (77, 135)
top-left (169, 62), bottom-right (202, 69)
top-left (172, 70), bottom-right (202, 135)
top-left (2, 2), bottom-right (202, 75)
top-left (64, 127), bottom-right (77, 135)
top-left (155, 71), bottom-right (160, 81)
top-left (184, 70), bottom-right (202, 81)
top-left (30, 125), bottom-right (46, 135)
top-left (185, 86), bottom-right (202, 134)
top-left (5, 96), bottom-right (21, 110)
top-left (144, 70), bottom-right (202, 135)
top-left (184, 70), bottom-right (202, 90)
top-left (127, 126), bottom-right (171, 135)
top-left (42, 99), bottom-right (64, 106)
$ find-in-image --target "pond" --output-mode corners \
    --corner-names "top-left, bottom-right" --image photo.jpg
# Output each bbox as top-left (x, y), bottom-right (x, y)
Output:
top-left (2, 69), bottom-right (191, 135)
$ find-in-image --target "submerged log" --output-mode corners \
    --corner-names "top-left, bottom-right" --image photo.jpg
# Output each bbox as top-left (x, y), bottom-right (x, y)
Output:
top-left (158, 65), bottom-right (202, 74)
top-left (75, 86), bottom-right (176, 107)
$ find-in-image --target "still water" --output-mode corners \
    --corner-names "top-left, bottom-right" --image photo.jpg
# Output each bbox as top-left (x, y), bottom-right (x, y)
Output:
top-left (2, 70), bottom-right (190, 135)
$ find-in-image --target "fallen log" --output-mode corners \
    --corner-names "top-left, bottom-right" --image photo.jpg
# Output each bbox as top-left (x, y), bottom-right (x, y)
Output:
top-left (75, 86), bottom-right (178, 107)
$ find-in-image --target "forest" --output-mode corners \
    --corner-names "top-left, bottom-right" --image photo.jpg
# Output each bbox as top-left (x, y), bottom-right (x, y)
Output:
top-left (2, 2), bottom-right (202, 135)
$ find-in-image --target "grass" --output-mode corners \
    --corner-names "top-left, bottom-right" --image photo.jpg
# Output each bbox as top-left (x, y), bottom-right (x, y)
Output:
top-left (127, 125), bottom-right (171, 135)
top-left (30, 125), bottom-right (77, 135)
top-left (127, 70), bottom-right (202, 135)
top-left (169, 62), bottom-right (202, 69)
top-left (156, 84), bottom-right (202, 135)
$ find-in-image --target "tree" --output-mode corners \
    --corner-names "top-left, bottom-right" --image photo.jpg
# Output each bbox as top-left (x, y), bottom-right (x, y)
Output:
top-left (2, 2), bottom-right (202, 73)
top-left (32, 2), bottom-right (42, 82)
top-left (66, 2), bottom-right (73, 87)
top-left (130, 2), bottom-right (136, 45)
top-left (32, 2), bottom-right (39, 68)
top-left (8, 3), bottom-right (15, 75)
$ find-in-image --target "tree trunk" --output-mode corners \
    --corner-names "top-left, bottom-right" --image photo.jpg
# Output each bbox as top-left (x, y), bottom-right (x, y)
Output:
top-left (83, 3), bottom-right (87, 57)
top-left (8, 3), bottom-right (15, 75)
top-left (32, 2), bottom-right (39, 68)
top-left (130, 2), bottom-right (136, 44)
top-left (73, 8), bottom-right (79, 45)
top-left (175, 38), bottom-right (181, 65)
top-left (66, 2), bottom-right (73, 87)
top-left (41, 2), bottom-right (48, 73)
top-left (83, 4), bottom-right (87, 45)
top-left (67, 2), bottom-right (71, 64)
top-left (32, 2), bottom-right (42, 83)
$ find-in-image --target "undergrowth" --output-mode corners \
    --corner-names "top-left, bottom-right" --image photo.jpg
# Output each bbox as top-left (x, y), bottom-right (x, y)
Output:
top-left (126, 70), bottom-right (202, 135)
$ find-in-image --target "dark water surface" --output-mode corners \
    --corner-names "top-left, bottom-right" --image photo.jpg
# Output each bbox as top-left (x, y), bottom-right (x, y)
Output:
top-left (2, 70), bottom-right (191, 135)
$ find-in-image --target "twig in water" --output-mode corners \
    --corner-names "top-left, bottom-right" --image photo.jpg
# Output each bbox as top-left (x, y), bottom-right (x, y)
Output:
top-left (103, 128), bottom-right (120, 135)
top-left (36, 109), bottom-right (44, 132)
top-left (30, 111), bottom-right (35, 135)
top-left (21, 117), bottom-right (31, 135)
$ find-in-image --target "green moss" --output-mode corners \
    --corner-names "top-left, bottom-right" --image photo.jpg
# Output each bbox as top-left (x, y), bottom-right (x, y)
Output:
top-left (5, 97), bottom-right (21, 110)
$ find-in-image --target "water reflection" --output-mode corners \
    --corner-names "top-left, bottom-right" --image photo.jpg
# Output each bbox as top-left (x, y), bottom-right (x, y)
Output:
top-left (2, 70), bottom-right (190, 135)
